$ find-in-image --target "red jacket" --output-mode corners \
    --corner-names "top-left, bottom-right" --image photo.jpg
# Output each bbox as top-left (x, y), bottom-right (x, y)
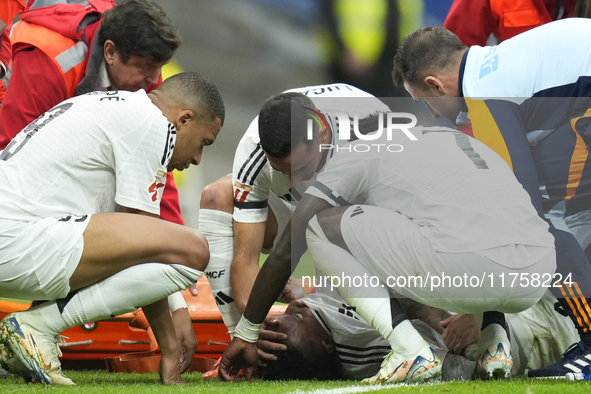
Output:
top-left (444, 0), bottom-right (575, 46)
top-left (0, 0), bottom-right (183, 224)
top-left (0, 26), bottom-right (11, 103)
top-left (0, 0), bottom-right (25, 25)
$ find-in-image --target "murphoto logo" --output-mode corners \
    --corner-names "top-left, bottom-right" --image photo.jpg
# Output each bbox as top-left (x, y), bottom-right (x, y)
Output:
top-left (304, 108), bottom-right (418, 153)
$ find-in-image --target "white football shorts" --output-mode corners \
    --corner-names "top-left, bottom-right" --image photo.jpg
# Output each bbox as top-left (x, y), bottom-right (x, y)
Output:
top-left (339, 205), bottom-right (555, 314)
top-left (0, 214), bottom-right (91, 300)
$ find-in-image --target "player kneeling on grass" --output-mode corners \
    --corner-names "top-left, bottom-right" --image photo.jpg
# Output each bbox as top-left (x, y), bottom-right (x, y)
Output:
top-left (220, 115), bottom-right (556, 384)
top-left (0, 72), bottom-right (224, 385)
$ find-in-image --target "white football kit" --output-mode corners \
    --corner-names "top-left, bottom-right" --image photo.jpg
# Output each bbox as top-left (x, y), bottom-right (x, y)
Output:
top-left (301, 293), bottom-right (578, 379)
top-left (0, 90), bottom-right (173, 300)
top-left (301, 293), bottom-right (444, 380)
top-left (306, 127), bottom-right (556, 313)
top-left (202, 83), bottom-right (390, 335)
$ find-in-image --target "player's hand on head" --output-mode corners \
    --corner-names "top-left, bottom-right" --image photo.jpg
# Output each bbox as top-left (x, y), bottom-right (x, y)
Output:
top-left (219, 337), bottom-right (258, 381)
top-left (441, 314), bottom-right (479, 355)
top-left (257, 315), bottom-right (287, 366)
top-left (171, 308), bottom-right (197, 373)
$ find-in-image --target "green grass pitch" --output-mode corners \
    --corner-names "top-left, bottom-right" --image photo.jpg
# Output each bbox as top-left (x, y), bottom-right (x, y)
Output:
top-left (2, 372), bottom-right (591, 394)
top-left (2, 256), bottom-right (589, 392)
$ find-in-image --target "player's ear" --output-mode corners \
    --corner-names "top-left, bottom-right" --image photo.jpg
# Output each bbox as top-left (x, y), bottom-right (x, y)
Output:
top-left (322, 335), bottom-right (335, 354)
top-left (319, 125), bottom-right (330, 143)
top-left (424, 76), bottom-right (445, 96)
top-left (103, 40), bottom-right (117, 66)
top-left (176, 110), bottom-right (194, 129)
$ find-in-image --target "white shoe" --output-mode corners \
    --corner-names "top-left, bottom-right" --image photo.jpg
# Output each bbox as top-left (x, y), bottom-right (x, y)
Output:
top-left (477, 323), bottom-right (512, 379)
top-left (363, 346), bottom-right (442, 384)
top-left (0, 312), bottom-right (74, 385)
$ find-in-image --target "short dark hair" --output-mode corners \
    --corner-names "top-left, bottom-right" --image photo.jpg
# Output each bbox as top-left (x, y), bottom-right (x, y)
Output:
top-left (258, 92), bottom-right (317, 159)
top-left (99, 0), bottom-right (181, 63)
top-left (158, 72), bottom-right (225, 125)
top-left (392, 26), bottom-right (466, 87)
top-left (259, 348), bottom-right (343, 381)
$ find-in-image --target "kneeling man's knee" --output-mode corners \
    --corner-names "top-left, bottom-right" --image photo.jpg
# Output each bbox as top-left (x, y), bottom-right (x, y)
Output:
top-left (173, 228), bottom-right (210, 272)
top-left (200, 177), bottom-right (233, 213)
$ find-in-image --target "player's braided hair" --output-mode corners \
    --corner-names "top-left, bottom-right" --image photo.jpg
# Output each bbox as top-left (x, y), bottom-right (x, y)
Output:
top-left (392, 26), bottom-right (466, 88)
top-left (99, 0), bottom-right (181, 63)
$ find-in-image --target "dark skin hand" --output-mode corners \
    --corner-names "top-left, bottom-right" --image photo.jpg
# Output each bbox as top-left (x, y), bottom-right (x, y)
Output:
top-left (256, 316), bottom-right (288, 367)
top-left (397, 297), bottom-right (451, 334)
top-left (441, 313), bottom-right (479, 354)
top-left (219, 195), bottom-right (330, 381)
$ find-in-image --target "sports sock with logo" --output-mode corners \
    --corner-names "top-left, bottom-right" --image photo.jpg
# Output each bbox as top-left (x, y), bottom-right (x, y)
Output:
top-left (198, 209), bottom-right (241, 337)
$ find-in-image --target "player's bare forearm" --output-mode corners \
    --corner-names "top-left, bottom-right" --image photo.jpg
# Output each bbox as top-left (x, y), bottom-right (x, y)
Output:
top-left (242, 232), bottom-right (292, 324)
top-left (231, 263), bottom-right (259, 313)
top-left (142, 298), bottom-right (182, 384)
top-left (242, 195), bottom-right (331, 324)
top-left (221, 196), bottom-right (332, 380)
top-left (398, 298), bottom-right (451, 334)
top-left (171, 308), bottom-right (197, 373)
top-left (232, 221), bottom-right (267, 313)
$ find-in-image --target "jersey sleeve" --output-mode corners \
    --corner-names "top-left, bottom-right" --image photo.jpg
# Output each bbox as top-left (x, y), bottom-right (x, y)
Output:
top-left (305, 144), bottom-right (370, 207)
top-left (232, 119), bottom-right (272, 223)
top-left (113, 112), bottom-right (172, 215)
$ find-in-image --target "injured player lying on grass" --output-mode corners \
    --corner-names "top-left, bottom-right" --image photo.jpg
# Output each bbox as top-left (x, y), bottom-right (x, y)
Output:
top-left (220, 115), bottom-right (557, 384)
top-left (256, 293), bottom-right (578, 381)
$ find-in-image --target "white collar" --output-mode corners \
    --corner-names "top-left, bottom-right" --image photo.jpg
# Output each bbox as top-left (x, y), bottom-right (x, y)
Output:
top-left (96, 59), bottom-right (112, 91)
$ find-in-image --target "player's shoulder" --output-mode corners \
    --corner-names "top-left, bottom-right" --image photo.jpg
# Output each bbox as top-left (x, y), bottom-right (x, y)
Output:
top-left (80, 90), bottom-right (155, 111)
top-left (78, 90), bottom-right (164, 135)
top-left (235, 116), bottom-right (261, 153)
top-left (233, 115), bottom-right (268, 172)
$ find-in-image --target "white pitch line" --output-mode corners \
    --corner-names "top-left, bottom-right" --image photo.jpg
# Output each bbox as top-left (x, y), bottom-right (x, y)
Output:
top-left (284, 384), bottom-right (402, 394)
top-left (284, 380), bottom-right (444, 394)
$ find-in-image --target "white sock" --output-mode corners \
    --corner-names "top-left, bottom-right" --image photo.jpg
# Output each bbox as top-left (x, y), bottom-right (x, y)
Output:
top-left (34, 263), bottom-right (202, 334)
top-left (199, 209), bottom-right (241, 337)
top-left (306, 214), bottom-right (429, 356)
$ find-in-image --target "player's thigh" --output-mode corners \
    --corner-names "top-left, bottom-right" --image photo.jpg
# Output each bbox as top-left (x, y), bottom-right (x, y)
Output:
top-left (75, 212), bottom-right (208, 286)
top-left (0, 216), bottom-right (88, 300)
top-left (200, 174), bottom-right (233, 213)
top-left (338, 205), bottom-right (421, 277)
